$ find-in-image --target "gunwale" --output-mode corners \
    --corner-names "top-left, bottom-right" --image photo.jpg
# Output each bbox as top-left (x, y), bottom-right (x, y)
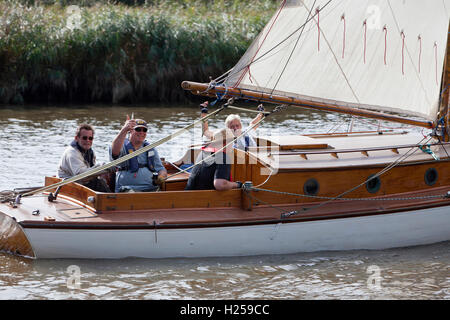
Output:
top-left (13, 185), bottom-right (450, 230)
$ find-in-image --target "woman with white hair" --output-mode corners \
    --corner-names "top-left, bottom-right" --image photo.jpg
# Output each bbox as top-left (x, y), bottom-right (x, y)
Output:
top-left (200, 101), bottom-right (264, 151)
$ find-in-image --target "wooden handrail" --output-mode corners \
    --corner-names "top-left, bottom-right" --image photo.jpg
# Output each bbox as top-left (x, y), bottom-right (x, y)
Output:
top-left (269, 142), bottom-right (450, 156)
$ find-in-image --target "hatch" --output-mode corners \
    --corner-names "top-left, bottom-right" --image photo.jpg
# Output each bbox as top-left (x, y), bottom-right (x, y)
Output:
top-left (256, 135), bottom-right (330, 150)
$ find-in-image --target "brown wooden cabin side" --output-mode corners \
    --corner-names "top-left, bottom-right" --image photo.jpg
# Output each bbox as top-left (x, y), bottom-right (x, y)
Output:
top-left (45, 145), bottom-right (450, 214)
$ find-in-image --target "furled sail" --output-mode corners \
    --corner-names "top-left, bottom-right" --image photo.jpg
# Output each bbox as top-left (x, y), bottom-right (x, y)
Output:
top-left (224, 0), bottom-right (450, 121)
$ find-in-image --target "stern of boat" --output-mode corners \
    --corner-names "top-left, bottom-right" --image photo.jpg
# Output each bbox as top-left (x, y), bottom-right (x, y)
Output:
top-left (0, 209), bottom-right (35, 258)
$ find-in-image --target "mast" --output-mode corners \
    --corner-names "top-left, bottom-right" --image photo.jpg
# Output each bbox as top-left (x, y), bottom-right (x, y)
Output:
top-left (182, 81), bottom-right (435, 129)
top-left (438, 24), bottom-right (450, 141)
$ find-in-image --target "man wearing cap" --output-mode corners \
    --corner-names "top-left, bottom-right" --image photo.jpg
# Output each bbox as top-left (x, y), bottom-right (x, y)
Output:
top-left (185, 128), bottom-right (242, 191)
top-left (58, 123), bottom-right (110, 192)
top-left (111, 117), bottom-right (167, 192)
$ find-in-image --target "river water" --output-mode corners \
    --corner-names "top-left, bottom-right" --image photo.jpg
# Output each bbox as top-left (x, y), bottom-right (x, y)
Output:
top-left (0, 105), bottom-right (448, 301)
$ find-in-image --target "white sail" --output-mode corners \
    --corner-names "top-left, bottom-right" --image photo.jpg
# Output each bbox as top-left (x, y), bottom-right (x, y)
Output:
top-left (224, 0), bottom-right (450, 120)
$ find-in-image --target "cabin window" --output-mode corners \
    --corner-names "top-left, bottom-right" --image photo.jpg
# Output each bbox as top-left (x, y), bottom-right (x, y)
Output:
top-left (303, 178), bottom-right (319, 196)
top-left (366, 174), bottom-right (381, 193)
top-left (424, 168), bottom-right (438, 186)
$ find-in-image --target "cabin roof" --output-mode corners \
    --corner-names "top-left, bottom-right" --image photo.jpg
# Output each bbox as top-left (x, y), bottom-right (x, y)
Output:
top-left (249, 131), bottom-right (449, 170)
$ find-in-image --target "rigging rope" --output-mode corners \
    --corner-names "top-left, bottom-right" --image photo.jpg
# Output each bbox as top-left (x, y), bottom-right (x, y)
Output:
top-left (386, 0), bottom-right (431, 105)
top-left (363, 19), bottom-right (367, 64)
top-left (383, 25), bottom-right (388, 65)
top-left (270, 0), bottom-right (317, 96)
top-left (250, 186), bottom-right (448, 202)
top-left (245, 135), bottom-right (443, 218)
top-left (401, 31), bottom-right (406, 75)
top-left (316, 7), bottom-right (320, 51)
top-left (18, 106), bottom-right (226, 199)
top-left (163, 104), bottom-right (286, 181)
top-left (341, 14), bottom-right (346, 59)
top-left (303, 135), bottom-right (434, 213)
top-left (418, 34), bottom-right (422, 73)
top-left (220, 0), bottom-right (334, 87)
top-left (232, 0), bottom-right (288, 88)
top-left (434, 42), bottom-right (439, 85)
top-left (0, 190), bottom-right (16, 203)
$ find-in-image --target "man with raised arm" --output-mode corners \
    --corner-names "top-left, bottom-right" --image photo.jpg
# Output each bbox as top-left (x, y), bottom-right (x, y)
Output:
top-left (111, 118), bottom-right (167, 193)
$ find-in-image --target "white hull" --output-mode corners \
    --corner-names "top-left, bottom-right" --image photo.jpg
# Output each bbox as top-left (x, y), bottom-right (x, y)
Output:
top-left (23, 205), bottom-right (450, 259)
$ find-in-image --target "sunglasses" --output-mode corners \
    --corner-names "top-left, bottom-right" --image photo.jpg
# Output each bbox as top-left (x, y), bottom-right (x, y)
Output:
top-left (81, 136), bottom-right (94, 141)
top-left (135, 127), bottom-right (147, 133)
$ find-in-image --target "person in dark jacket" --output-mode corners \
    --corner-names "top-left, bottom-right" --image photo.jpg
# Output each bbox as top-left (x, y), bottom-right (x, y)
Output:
top-left (185, 128), bottom-right (242, 191)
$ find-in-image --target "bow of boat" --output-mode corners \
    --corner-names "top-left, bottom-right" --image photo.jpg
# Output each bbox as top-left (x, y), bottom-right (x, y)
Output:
top-left (0, 208), bottom-right (35, 258)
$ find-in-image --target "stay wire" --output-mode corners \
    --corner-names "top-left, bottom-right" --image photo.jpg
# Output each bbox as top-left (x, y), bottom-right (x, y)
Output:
top-left (163, 107), bottom-right (270, 181)
top-left (250, 135), bottom-right (435, 217)
top-left (302, 136), bottom-right (433, 213)
top-left (270, 0), bottom-right (317, 96)
top-left (218, 0), bottom-right (333, 85)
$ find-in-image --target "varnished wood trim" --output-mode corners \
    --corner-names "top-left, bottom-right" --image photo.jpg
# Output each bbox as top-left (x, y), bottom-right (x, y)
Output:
top-left (0, 212), bottom-right (35, 258)
top-left (275, 158), bottom-right (450, 173)
top-left (273, 142), bottom-right (450, 156)
top-left (181, 81), bottom-right (435, 129)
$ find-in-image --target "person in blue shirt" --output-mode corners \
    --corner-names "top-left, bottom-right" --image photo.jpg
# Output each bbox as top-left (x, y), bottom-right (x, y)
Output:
top-left (111, 118), bottom-right (167, 192)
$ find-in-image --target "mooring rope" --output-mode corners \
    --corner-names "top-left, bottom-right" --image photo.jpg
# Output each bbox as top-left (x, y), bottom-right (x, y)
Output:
top-left (250, 186), bottom-right (448, 202)
top-left (0, 190), bottom-right (16, 203)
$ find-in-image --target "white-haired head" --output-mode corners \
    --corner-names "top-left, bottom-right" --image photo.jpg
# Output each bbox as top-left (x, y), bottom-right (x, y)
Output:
top-left (212, 127), bottom-right (234, 142)
top-left (224, 114), bottom-right (242, 136)
top-left (208, 128), bottom-right (235, 154)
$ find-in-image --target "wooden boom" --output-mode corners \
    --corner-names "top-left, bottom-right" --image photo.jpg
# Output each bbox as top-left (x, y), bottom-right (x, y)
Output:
top-left (181, 81), bottom-right (435, 129)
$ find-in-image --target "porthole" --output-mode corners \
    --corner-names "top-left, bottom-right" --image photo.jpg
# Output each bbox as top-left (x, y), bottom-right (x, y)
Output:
top-left (366, 174), bottom-right (381, 193)
top-left (303, 178), bottom-right (319, 196)
top-left (424, 168), bottom-right (438, 186)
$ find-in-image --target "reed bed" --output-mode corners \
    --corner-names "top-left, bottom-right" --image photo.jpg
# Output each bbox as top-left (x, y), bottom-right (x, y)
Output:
top-left (0, 0), bottom-right (278, 105)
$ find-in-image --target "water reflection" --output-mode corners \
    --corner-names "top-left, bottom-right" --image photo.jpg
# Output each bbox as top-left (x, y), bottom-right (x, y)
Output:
top-left (1, 241), bottom-right (448, 299)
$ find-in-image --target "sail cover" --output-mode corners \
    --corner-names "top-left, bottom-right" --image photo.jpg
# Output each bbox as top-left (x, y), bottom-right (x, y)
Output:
top-left (224, 0), bottom-right (450, 120)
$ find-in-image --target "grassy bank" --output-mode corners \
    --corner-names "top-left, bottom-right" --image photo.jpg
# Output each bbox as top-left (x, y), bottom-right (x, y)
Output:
top-left (0, 0), bottom-right (278, 105)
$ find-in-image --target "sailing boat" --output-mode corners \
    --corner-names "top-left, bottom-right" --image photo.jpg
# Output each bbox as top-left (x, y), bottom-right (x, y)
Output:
top-left (1, 0), bottom-right (449, 259)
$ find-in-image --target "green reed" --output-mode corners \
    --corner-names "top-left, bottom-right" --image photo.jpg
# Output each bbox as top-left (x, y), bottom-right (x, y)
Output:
top-left (0, 0), bottom-right (278, 105)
